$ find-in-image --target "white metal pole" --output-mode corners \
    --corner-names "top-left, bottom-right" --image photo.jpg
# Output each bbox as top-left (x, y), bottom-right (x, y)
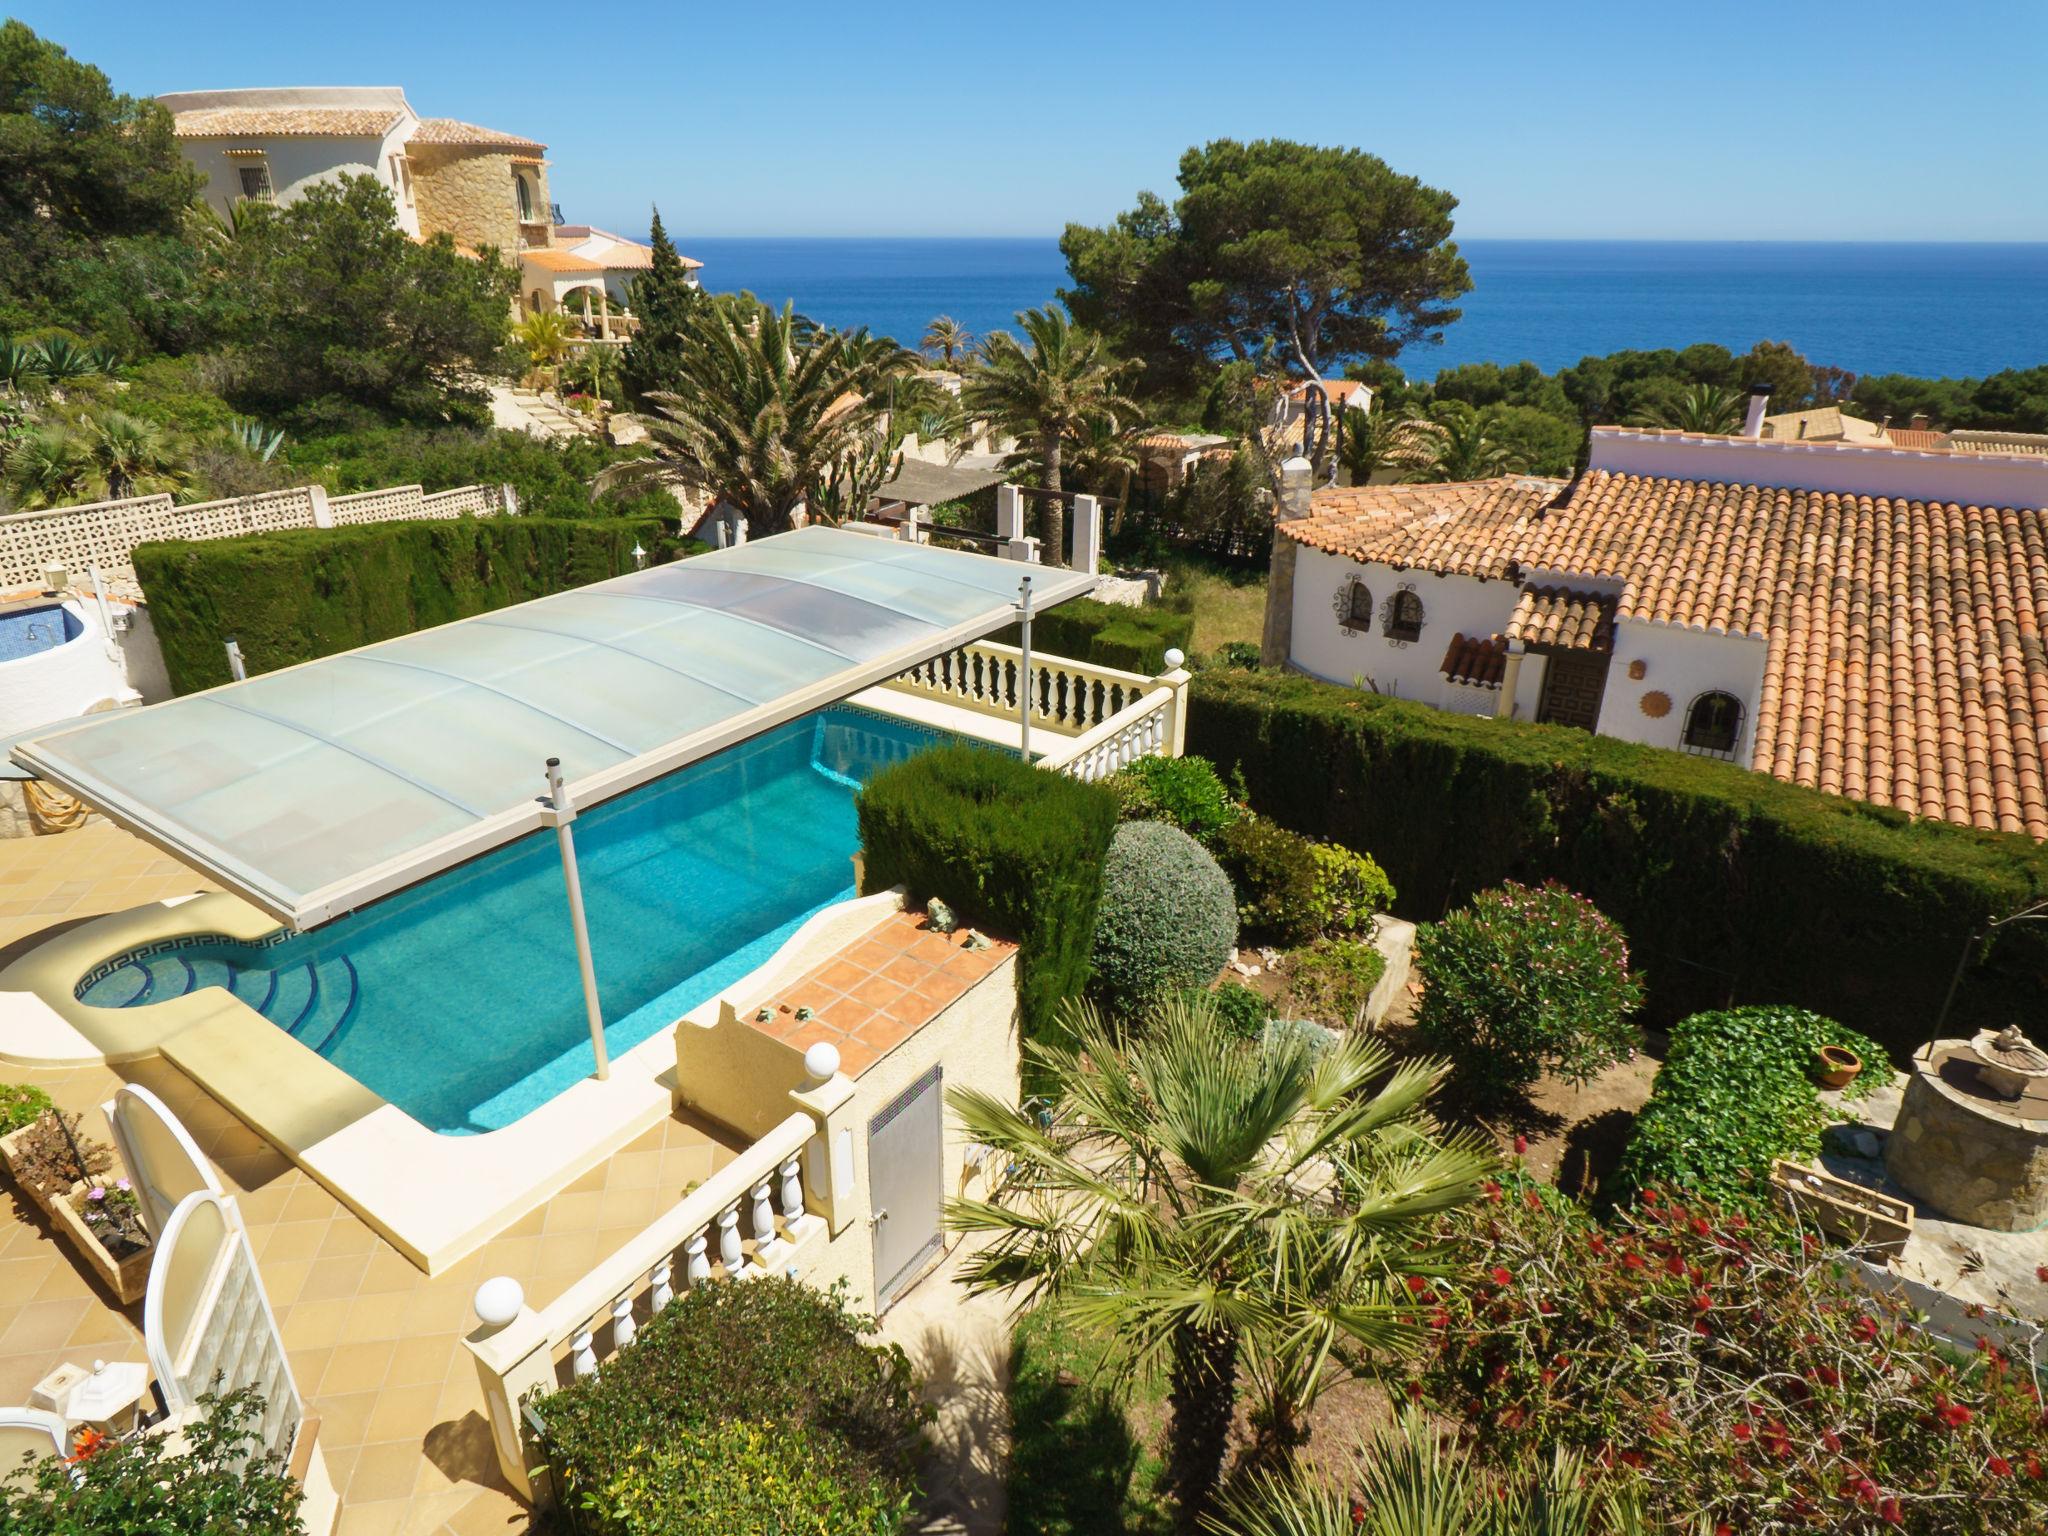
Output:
top-left (1016, 575), bottom-right (1034, 762)
top-left (86, 563), bottom-right (116, 657)
top-left (546, 756), bottom-right (610, 1081)
top-left (224, 637), bottom-right (247, 682)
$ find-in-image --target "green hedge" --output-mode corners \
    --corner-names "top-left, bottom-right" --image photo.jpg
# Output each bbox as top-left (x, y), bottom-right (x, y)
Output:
top-left (857, 743), bottom-right (1118, 1040)
top-left (134, 516), bottom-right (684, 693)
top-left (1185, 669), bottom-right (2048, 1059)
top-left (995, 596), bottom-right (1194, 675)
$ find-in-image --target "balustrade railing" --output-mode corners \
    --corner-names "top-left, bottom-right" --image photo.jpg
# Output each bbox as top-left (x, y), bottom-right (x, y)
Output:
top-left (887, 640), bottom-right (1156, 737)
top-left (463, 1111), bottom-right (823, 1500)
top-left (1037, 677), bottom-right (1183, 781)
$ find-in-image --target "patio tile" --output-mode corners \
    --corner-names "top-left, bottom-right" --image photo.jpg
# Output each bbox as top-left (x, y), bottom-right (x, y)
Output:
top-left (335, 1492), bottom-right (409, 1535)
top-left (349, 1439), bottom-right (426, 1502)
top-left (0, 1298), bottom-right (92, 1356)
top-left (317, 1219), bottom-right (382, 1259)
top-left (315, 1387), bottom-right (381, 1450)
top-left (363, 1381), bottom-right (441, 1446)
top-left (280, 1297), bottom-right (351, 1351)
top-left (322, 1339), bottom-right (396, 1397)
top-left (300, 1252), bottom-right (374, 1303)
top-left (386, 1334), bottom-right (456, 1390)
top-left (261, 1219), bottom-right (330, 1264)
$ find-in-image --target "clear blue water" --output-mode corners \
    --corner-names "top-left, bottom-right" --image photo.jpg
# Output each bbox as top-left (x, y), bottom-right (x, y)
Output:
top-left (0, 604), bottom-right (80, 662)
top-left (679, 236), bottom-right (2048, 380)
top-left (75, 705), bottom-right (958, 1135)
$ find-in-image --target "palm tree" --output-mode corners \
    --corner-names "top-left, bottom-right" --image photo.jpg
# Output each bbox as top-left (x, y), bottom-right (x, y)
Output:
top-left (1629, 382), bottom-right (1744, 435)
top-left (962, 307), bottom-right (1139, 567)
top-left (1405, 404), bottom-right (1523, 484)
top-left (563, 343), bottom-right (622, 404)
top-left (513, 311), bottom-right (577, 390)
top-left (947, 996), bottom-right (1492, 1535)
top-left (1337, 405), bottom-right (1421, 487)
top-left (594, 299), bottom-right (901, 535)
top-left (3, 425), bottom-right (93, 509)
top-left (1212, 1409), bottom-right (1658, 1536)
top-left (1063, 413), bottom-right (1142, 534)
top-left (922, 315), bottom-right (972, 367)
top-left (83, 412), bottom-right (185, 501)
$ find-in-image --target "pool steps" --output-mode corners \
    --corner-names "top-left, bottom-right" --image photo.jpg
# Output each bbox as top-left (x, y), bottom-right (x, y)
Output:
top-left (80, 947), bottom-right (362, 1057)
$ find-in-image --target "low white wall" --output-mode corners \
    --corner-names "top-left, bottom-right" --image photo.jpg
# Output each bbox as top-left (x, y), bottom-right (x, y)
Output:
top-left (1589, 427), bottom-right (2048, 510)
top-left (1288, 548), bottom-right (1521, 707)
top-left (1595, 619), bottom-right (1768, 760)
top-left (0, 600), bottom-right (132, 738)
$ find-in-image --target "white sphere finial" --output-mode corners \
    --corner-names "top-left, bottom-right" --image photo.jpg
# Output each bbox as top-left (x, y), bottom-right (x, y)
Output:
top-left (1163, 648), bottom-right (1185, 671)
top-left (474, 1276), bottom-right (525, 1329)
top-left (803, 1041), bottom-right (842, 1082)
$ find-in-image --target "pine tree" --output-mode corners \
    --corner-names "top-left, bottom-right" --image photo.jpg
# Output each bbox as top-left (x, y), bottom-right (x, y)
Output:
top-left (622, 207), bottom-right (701, 401)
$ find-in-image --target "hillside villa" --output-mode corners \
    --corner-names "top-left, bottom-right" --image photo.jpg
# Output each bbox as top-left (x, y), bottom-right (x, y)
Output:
top-left (1263, 386), bottom-right (2048, 839)
top-left (158, 86), bottom-right (695, 332)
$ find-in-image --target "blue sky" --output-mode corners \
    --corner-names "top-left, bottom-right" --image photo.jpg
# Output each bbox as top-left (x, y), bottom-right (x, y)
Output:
top-left (18, 0), bottom-right (2048, 242)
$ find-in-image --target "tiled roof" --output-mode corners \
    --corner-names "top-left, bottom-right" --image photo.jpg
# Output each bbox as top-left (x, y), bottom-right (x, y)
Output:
top-left (410, 117), bottom-right (545, 153)
top-left (519, 248), bottom-right (606, 273)
top-left (1291, 469), bottom-right (2048, 837)
top-left (1885, 427), bottom-right (1947, 451)
top-left (173, 106), bottom-right (402, 137)
top-left (1946, 430), bottom-right (2048, 459)
top-left (1508, 584), bottom-right (1616, 652)
top-left (1440, 632), bottom-right (1506, 688)
top-left (1761, 407), bottom-right (1888, 445)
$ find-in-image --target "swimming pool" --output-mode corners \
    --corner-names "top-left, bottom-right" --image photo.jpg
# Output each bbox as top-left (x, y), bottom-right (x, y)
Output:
top-left (0, 603), bottom-right (81, 662)
top-left (75, 704), bottom-right (957, 1134)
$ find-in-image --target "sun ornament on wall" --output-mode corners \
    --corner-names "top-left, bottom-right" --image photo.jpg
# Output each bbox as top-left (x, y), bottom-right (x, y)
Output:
top-left (1640, 689), bottom-right (1672, 719)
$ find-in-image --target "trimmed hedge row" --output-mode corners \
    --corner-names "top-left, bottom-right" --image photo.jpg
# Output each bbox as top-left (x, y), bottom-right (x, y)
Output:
top-left (857, 744), bottom-right (1118, 1041)
top-left (134, 515), bottom-right (685, 694)
top-left (994, 596), bottom-right (1194, 675)
top-left (1185, 669), bottom-right (2048, 1059)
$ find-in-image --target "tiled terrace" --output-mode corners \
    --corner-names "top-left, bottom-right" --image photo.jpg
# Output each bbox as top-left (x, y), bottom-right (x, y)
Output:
top-left (0, 1052), bottom-right (741, 1535)
top-left (0, 823), bottom-right (218, 954)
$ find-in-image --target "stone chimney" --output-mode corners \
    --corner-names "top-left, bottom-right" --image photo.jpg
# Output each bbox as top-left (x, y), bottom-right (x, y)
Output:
top-left (1260, 457), bottom-right (1316, 669)
top-left (1910, 412), bottom-right (1931, 431)
top-left (1741, 385), bottom-right (1771, 439)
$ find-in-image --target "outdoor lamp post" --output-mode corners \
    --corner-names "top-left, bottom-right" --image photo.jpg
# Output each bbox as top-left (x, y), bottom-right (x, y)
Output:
top-left (544, 756), bottom-right (610, 1081)
top-left (631, 542), bottom-right (647, 570)
top-left (1015, 574), bottom-right (1034, 762)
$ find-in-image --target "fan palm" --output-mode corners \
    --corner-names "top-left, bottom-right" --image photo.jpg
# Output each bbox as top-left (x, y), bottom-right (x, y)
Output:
top-left (1405, 405), bottom-right (1523, 484)
top-left (1063, 413), bottom-right (1143, 534)
top-left (962, 307), bottom-right (1139, 566)
top-left (1212, 1409), bottom-right (1659, 1536)
top-left (3, 426), bottom-right (94, 509)
top-left (1629, 382), bottom-right (1744, 435)
top-left (593, 300), bottom-right (900, 535)
top-left (922, 315), bottom-right (973, 367)
top-left (514, 311), bottom-right (578, 386)
top-left (948, 995), bottom-right (1492, 1535)
top-left (83, 412), bottom-right (186, 501)
top-left (1337, 405), bottom-right (1422, 487)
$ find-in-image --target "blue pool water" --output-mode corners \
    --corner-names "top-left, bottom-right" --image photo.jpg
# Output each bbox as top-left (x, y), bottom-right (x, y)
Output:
top-left (75, 705), bottom-right (956, 1135)
top-left (0, 604), bottom-right (80, 662)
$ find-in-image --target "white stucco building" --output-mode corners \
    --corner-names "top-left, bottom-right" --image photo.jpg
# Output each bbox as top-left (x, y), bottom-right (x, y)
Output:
top-left (1263, 413), bottom-right (2048, 838)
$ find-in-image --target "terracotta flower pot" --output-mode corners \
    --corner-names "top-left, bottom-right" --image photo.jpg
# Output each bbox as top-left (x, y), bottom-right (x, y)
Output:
top-left (1815, 1043), bottom-right (1863, 1090)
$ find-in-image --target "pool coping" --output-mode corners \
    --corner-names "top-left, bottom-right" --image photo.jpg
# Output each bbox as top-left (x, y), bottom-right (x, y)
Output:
top-left (0, 885), bottom-right (912, 1274)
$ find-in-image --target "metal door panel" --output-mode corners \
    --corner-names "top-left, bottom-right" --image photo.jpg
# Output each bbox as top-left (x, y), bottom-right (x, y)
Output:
top-left (869, 1065), bottom-right (943, 1307)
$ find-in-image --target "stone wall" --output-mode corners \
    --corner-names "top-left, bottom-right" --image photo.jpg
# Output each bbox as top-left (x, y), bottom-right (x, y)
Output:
top-left (410, 145), bottom-right (545, 256)
top-left (1884, 1044), bottom-right (2048, 1231)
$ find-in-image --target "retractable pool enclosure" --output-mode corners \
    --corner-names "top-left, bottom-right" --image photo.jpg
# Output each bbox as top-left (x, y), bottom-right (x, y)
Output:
top-left (10, 527), bottom-right (1094, 930)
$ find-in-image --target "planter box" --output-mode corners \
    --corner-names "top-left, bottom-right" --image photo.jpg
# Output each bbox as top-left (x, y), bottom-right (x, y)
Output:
top-left (1771, 1159), bottom-right (1913, 1263)
top-left (0, 1123), bottom-right (68, 1224)
top-left (50, 1185), bottom-right (153, 1305)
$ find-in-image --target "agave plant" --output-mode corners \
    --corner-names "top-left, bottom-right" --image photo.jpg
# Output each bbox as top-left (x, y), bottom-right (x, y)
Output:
top-left (224, 416), bottom-right (286, 463)
top-left (0, 340), bottom-right (39, 393)
top-left (31, 337), bottom-right (104, 382)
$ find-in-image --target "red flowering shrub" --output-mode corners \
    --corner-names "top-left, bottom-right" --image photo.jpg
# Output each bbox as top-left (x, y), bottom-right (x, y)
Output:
top-left (1409, 1179), bottom-right (2047, 1533)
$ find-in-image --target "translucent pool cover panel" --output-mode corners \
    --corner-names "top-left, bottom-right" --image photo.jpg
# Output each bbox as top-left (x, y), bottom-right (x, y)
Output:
top-left (12, 528), bottom-right (1094, 927)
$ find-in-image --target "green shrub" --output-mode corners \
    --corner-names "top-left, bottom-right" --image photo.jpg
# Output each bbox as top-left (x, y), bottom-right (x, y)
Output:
top-left (1215, 815), bottom-right (1322, 944)
top-left (995, 596), bottom-right (1193, 675)
top-left (1283, 937), bottom-right (1387, 1027)
top-left (1090, 820), bottom-right (1237, 1018)
top-left (1205, 979), bottom-right (1272, 1040)
top-left (1618, 1006), bottom-right (1885, 1209)
top-left (0, 1387), bottom-right (301, 1536)
top-left (1107, 753), bottom-right (1240, 841)
top-left (1185, 668), bottom-right (2048, 1059)
top-left (0, 1083), bottom-right (53, 1135)
top-left (1211, 640), bottom-right (1261, 669)
top-left (1415, 881), bottom-right (1642, 1107)
top-left (533, 1278), bottom-right (923, 1536)
top-left (584, 1419), bottom-right (912, 1536)
top-left (1306, 842), bottom-right (1395, 935)
top-left (859, 745), bottom-right (1118, 1041)
top-left (134, 515), bottom-right (679, 692)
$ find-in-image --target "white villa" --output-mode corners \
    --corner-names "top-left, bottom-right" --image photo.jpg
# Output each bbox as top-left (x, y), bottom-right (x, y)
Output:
top-left (1264, 388), bottom-right (2048, 839)
top-left (158, 85), bottom-right (696, 331)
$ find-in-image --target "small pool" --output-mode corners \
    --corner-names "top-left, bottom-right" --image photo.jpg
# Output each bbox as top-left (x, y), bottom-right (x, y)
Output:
top-left (0, 603), bottom-right (81, 662)
top-left (76, 704), bottom-right (958, 1134)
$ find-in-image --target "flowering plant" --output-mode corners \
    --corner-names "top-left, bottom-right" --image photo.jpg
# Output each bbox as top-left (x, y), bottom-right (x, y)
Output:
top-left (75, 1178), bottom-right (149, 1258)
top-left (1407, 1177), bottom-right (2047, 1533)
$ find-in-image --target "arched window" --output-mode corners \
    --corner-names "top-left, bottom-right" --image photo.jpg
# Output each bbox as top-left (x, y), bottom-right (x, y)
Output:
top-left (1681, 690), bottom-right (1744, 758)
top-left (515, 172), bottom-right (535, 222)
top-left (1343, 579), bottom-right (1373, 631)
top-left (1385, 589), bottom-right (1425, 643)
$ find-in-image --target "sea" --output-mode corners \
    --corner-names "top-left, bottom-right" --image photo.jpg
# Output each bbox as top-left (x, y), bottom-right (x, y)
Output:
top-left (679, 237), bottom-right (2048, 382)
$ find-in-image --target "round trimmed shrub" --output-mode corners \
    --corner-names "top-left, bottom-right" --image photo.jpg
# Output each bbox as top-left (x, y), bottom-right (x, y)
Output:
top-left (1415, 880), bottom-right (1642, 1107)
top-left (1091, 821), bottom-right (1237, 1017)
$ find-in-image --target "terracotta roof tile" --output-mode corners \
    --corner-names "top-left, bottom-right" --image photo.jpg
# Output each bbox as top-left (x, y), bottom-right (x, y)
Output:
top-left (173, 106), bottom-right (402, 137)
top-left (410, 117), bottom-right (546, 153)
top-left (519, 248), bottom-right (605, 273)
top-left (1508, 585), bottom-right (1616, 652)
top-left (1440, 632), bottom-right (1506, 688)
top-left (1290, 469), bottom-right (2048, 839)
top-left (1885, 427), bottom-right (1947, 451)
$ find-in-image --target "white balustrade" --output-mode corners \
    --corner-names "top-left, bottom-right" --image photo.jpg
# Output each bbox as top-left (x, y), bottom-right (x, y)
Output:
top-left (569, 1329), bottom-right (596, 1379)
top-left (779, 1156), bottom-right (804, 1226)
top-left (609, 1294), bottom-right (636, 1351)
top-left (885, 640), bottom-right (1156, 738)
top-left (1036, 663), bottom-right (1191, 782)
top-left (717, 1206), bottom-right (744, 1276)
top-left (750, 1180), bottom-right (776, 1248)
top-left (649, 1259), bottom-right (673, 1312)
top-left (685, 1231), bottom-right (711, 1286)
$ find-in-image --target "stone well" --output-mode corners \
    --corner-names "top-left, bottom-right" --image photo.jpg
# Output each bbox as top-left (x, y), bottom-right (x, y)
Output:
top-left (1884, 1039), bottom-right (2048, 1231)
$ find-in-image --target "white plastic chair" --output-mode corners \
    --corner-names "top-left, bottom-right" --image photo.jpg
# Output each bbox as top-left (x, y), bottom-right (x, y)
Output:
top-left (0, 1406), bottom-right (70, 1476)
